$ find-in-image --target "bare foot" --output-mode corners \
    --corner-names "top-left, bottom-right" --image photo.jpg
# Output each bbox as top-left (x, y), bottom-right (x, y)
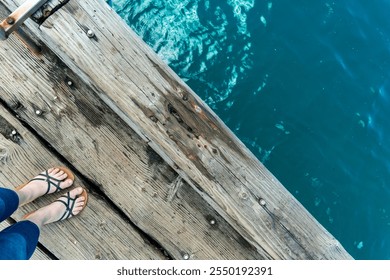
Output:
top-left (17, 167), bottom-right (74, 206)
top-left (23, 187), bottom-right (87, 228)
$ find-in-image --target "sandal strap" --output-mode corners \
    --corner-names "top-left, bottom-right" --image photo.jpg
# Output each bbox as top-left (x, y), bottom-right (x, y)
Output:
top-left (54, 192), bottom-right (78, 222)
top-left (29, 170), bottom-right (65, 195)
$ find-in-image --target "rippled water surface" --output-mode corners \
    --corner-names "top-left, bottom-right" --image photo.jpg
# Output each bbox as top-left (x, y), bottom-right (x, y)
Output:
top-left (110, 0), bottom-right (390, 259)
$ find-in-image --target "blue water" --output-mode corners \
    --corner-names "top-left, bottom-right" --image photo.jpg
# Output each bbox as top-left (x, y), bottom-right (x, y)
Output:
top-left (110, 0), bottom-right (390, 259)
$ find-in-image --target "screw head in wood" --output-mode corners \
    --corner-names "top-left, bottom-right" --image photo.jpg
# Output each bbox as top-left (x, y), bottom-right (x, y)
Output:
top-left (209, 219), bottom-right (216, 225)
top-left (183, 253), bottom-right (190, 260)
top-left (11, 130), bottom-right (17, 135)
top-left (35, 109), bottom-right (42, 116)
top-left (67, 80), bottom-right (73, 86)
top-left (87, 29), bottom-right (95, 38)
top-left (259, 198), bottom-right (266, 206)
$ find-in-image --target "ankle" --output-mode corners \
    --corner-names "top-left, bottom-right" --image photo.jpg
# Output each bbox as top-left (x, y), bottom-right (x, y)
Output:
top-left (17, 190), bottom-right (32, 207)
top-left (23, 212), bottom-right (44, 229)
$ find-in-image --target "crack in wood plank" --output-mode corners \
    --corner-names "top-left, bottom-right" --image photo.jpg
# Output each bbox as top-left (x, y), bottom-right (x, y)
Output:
top-left (0, 23), bottom-right (266, 259)
top-left (0, 0), bottom-right (352, 260)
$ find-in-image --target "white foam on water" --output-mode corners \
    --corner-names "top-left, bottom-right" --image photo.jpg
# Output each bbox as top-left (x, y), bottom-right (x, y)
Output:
top-left (119, 0), bottom-right (219, 68)
top-left (115, 0), bottom-right (260, 110)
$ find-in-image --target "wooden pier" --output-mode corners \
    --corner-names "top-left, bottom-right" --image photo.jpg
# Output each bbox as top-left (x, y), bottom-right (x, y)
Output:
top-left (0, 0), bottom-right (352, 259)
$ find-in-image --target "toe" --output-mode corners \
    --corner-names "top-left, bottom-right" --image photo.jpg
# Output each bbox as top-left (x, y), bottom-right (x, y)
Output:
top-left (49, 167), bottom-right (60, 175)
top-left (70, 189), bottom-right (87, 215)
top-left (56, 172), bottom-right (68, 181)
top-left (76, 199), bottom-right (85, 207)
top-left (60, 178), bottom-right (73, 189)
top-left (73, 203), bottom-right (85, 215)
top-left (67, 187), bottom-right (84, 199)
top-left (52, 170), bottom-right (65, 178)
top-left (74, 187), bottom-right (84, 195)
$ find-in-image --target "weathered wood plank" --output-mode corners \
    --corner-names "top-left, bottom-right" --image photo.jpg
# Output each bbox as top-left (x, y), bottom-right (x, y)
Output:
top-left (0, 109), bottom-right (164, 259)
top-left (0, 220), bottom-right (52, 259)
top-left (0, 19), bottom-right (266, 259)
top-left (0, 0), bottom-right (353, 259)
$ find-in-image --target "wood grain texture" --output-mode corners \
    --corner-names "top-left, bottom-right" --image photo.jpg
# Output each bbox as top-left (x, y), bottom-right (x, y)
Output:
top-left (0, 19), bottom-right (265, 259)
top-left (0, 108), bottom-right (164, 259)
top-left (0, 0), bottom-right (352, 259)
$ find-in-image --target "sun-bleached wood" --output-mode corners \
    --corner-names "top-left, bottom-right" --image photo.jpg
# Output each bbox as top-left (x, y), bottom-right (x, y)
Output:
top-left (0, 17), bottom-right (265, 259)
top-left (0, 108), bottom-right (165, 259)
top-left (0, 0), bottom-right (352, 259)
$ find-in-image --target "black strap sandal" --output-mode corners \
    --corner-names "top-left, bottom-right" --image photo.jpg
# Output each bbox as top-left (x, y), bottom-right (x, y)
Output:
top-left (54, 189), bottom-right (88, 222)
top-left (29, 170), bottom-right (68, 195)
top-left (16, 167), bottom-right (75, 194)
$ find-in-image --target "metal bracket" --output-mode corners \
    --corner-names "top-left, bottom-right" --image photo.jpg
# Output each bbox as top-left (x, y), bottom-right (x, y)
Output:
top-left (0, 0), bottom-right (48, 40)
